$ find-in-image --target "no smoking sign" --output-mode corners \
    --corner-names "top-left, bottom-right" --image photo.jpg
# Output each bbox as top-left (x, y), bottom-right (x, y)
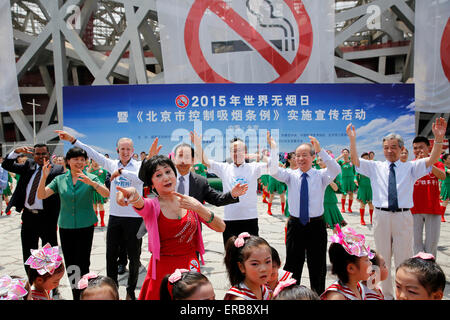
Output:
top-left (184, 0), bottom-right (313, 83)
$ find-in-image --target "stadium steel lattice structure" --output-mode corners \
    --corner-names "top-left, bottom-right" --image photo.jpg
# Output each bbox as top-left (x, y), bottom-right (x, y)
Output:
top-left (1, 0), bottom-right (448, 156)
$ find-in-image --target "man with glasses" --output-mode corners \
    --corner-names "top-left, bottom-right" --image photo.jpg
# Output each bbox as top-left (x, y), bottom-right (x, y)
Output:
top-left (2, 144), bottom-right (64, 276)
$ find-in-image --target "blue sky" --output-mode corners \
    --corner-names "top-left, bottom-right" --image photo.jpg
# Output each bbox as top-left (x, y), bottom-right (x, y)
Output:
top-left (63, 83), bottom-right (415, 161)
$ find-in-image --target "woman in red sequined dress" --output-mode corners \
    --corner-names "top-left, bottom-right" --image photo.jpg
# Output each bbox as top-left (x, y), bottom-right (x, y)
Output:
top-left (116, 155), bottom-right (225, 300)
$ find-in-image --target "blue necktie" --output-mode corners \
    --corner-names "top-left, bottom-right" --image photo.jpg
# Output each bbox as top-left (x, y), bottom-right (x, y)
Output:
top-left (388, 163), bottom-right (399, 211)
top-left (300, 172), bottom-right (309, 225)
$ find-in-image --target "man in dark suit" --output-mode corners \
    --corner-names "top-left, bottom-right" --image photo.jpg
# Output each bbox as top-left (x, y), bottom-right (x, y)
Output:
top-left (2, 144), bottom-right (64, 275)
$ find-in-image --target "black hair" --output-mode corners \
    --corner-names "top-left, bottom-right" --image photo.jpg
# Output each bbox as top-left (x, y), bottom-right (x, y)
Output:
top-left (65, 147), bottom-right (88, 161)
top-left (270, 246), bottom-right (281, 267)
top-left (396, 257), bottom-right (446, 295)
top-left (361, 152), bottom-right (369, 158)
top-left (369, 249), bottom-right (380, 266)
top-left (328, 242), bottom-right (360, 284)
top-left (174, 143), bottom-right (195, 159)
top-left (80, 275), bottom-right (119, 300)
top-left (442, 153), bottom-right (450, 161)
top-left (224, 234), bottom-right (271, 286)
top-left (33, 143), bottom-right (48, 151)
top-left (160, 271), bottom-right (211, 300)
top-left (27, 263), bottom-right (65, 286)
top-left (138, 155), bottom-right (177, 191)
top-left (412, 136), bottom-right (430, 146)
top-left (273, 285), bottom-right (320, 300)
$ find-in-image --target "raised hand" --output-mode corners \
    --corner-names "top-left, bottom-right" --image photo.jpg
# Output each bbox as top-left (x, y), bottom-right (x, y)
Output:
top-left (42, 159), bottom-right (52, 177)
top-left (309, 136), bottom-right (321, 153)
top-left (54, 130), bottom-right (76, 143)
top-left (346, 123), bottom-right (356, 140)
top-left (146, 137), bottom-right (162, 160)
top-left (14, 146), bottom-right (34, 154)
top-left (231, 182), bottom-right (248, 198)
top-left (432, 117), bottom-right (447, 141)
top-left (267, 130), bottom-right (277, 150)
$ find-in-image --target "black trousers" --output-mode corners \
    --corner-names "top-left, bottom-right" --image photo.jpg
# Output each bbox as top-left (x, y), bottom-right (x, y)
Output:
top-left (21, 208), bottom-right (58, 276)
top-left (106, 216), bottom-right (143, 297)
top-left (59, 225), bottom-right (94, 300)
top-left (222, 218), bottom-right (259, 248)
top-left (284, 215), bottom-right (327, 296)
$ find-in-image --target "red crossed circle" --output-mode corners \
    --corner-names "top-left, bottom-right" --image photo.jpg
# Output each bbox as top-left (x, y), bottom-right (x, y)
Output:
top-left (175, 94), bottom-right (189, 109)
top-left (184, 0), bottom-right (313, 83)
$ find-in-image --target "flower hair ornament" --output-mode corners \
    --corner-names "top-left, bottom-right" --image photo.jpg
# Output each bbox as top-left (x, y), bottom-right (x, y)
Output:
top-left (329, 224), bottom-right (375, 259)
top-left (77, 272), bottom-right (99, 289)
top-left (234, 232), bottom-right (251, 248)
top-left (24, 243), bottom-right (62, 275)
top-left (412, 252), bottom-right (435, 261)
top-left (0, 275), bottom-right (28, 300)
top-left (168, 269), bottom-right (190, 284)
top-left (272, 278), bottom-right (297, 297)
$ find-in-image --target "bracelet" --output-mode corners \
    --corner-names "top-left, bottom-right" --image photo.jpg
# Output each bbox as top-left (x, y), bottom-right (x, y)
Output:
top-left (128, 190), bottom-right (141, 205)
top-left (434, 142), bottom-right (444, 145)
top-left (205, 211), bottom-right (214, 224)
top-left (71, 138), bottom-right (77, 145)
top-left (129, 196), bottom-right (142, 205)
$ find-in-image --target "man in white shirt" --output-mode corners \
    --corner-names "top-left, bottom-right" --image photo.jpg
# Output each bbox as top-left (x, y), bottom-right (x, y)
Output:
top-left (345, 117), bottom-right (447, 299)
top-left (194, 134), bottom-right (270, 246)
top-left (55, 130), bottom-right (143, 300)
top-left (268, 133), bottom-right (340, 295)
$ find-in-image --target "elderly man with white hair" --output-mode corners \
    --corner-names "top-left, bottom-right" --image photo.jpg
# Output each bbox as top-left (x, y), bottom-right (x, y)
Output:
top-left (345, 117), bottom-right (447, 300)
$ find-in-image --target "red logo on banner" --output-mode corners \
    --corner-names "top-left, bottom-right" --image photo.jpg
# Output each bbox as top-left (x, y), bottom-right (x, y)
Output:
top-left (184, 0), bottom-right (313, 83)
top-left (175, 95), bottom-right (189, 109)
top-left (441, 18), bottom-right (450, 82)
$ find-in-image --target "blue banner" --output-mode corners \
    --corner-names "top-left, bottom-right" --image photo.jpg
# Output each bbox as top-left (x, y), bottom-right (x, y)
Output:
top-left (63, 83), bottom-right (415, 161)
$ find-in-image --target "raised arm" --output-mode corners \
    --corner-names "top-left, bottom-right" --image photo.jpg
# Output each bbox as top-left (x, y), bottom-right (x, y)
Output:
top-left (267, 131), bottom-right (290, 183)
top-left (346, 124), bottom-right (360, 168)
top-left (1, 146), bottom-right (34, 174)
top-left (55, 130), bottom-right (115, 172)
top-left (37, 159), bottom-right (55, 200)
top-left (190, 131), bottom-right (210, 168)
top-left (426, 117), bottom-right (448, 168)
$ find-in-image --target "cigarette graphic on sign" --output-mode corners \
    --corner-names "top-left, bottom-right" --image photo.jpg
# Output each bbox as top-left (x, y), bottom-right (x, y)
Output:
top-left (211, 0), bottom-right (295, 54)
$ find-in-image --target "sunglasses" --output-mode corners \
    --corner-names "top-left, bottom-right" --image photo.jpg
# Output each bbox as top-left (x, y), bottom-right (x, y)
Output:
top-left (34, 152), bottom-right (49, 156)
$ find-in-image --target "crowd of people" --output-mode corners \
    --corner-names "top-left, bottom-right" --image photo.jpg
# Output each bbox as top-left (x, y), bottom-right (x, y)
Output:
top-left (0, 117), bottom-right (448, 301)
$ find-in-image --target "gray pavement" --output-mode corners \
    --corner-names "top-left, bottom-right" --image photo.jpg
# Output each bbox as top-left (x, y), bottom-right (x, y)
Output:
top-left (0, 192), bottom-right (449, 300)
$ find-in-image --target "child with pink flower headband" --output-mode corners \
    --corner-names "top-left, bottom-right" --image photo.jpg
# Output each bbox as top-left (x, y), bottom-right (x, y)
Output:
top-left (25, 243), bottom-right (65, 300)
top-left (320, 225), bottom-right (373, 300)
top-left (223, 232), bottom-right (272, 300)
top-left (159, 269), bottom-right (215, 300)
top-left (78, 272), bottom-right (119, 300)
top-left (0, 275), bottom-right (31, 300)
top-left (395, 252), bottom-right (446, 300)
